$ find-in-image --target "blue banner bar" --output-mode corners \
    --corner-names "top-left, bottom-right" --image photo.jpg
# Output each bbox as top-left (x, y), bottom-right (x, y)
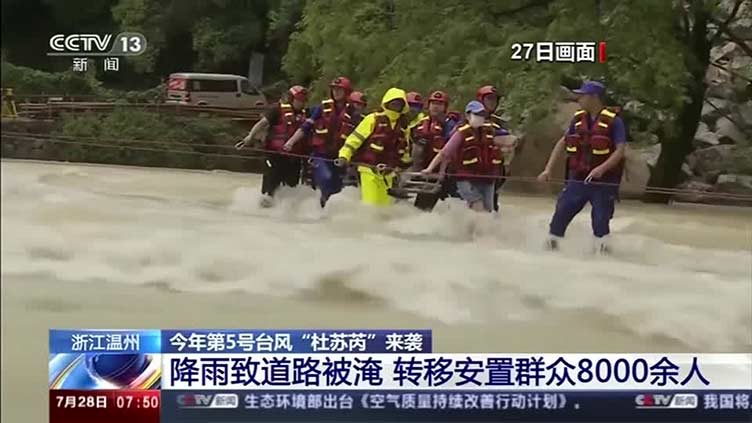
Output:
top-left (49, 329), bottom-right (161, 354)
top-left (161, 330), bottom-right (432, 354)
top-left (160, 390), bottom-right (752, 422)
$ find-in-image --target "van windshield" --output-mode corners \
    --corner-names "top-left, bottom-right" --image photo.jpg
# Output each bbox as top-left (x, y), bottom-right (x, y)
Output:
top-left (188, 79), bottom-right (238, 92)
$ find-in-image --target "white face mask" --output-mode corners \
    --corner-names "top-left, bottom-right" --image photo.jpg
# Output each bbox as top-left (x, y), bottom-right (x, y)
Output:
top-left (469, 114), bottom-right (485, 128)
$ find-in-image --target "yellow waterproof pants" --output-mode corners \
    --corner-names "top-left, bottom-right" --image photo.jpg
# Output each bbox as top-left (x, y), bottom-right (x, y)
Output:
top-left (357, 166), bottom-right (394, 206)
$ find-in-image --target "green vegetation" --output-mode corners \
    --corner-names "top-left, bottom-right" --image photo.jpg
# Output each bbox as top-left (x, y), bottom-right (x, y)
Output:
top-left (2, 0), bottom-right (750, 201)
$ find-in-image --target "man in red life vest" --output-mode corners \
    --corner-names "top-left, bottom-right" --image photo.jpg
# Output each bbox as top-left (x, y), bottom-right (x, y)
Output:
top-left (476, 85), bottom-right (513, 213)
top-left (283, 76), bottom-right (355, 207)
top-left (422, 101), bottom-right (506, 212)
top-left (409, 90), bottom-right (460, 211)
top-left (537, 81), bottom-right (627, 253)
top-left (236, 85), bottom-right (308, 208)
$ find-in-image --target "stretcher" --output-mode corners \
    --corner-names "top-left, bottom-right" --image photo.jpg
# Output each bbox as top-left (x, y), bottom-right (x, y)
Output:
top-left (387, 171), bottom-right (443, 198)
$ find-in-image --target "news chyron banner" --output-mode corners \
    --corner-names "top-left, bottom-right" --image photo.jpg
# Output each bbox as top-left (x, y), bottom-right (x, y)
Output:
top-left (50, 329), bottom-right (751, 422)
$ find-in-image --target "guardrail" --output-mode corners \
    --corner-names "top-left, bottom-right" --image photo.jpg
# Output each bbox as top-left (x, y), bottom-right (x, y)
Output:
top-left (15, 101), bottom-right (267, 121)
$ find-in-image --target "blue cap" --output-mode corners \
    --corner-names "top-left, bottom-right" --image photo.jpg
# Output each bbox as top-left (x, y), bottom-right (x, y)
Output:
top-left (465, 100), bottom-right (485, 114)
top-left (572, 80), bottom-right (605, 96)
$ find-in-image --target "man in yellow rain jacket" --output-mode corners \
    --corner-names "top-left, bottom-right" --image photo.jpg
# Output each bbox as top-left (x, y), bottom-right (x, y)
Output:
top-left (336, 88), bottom-right (411, 206)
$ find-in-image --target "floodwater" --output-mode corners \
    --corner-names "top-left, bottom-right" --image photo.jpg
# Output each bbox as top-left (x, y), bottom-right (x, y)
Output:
top-left (2, 159), bottom-right (752, 420)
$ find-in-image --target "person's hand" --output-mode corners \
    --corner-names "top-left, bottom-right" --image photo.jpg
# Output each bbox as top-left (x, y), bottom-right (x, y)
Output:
top-left (420, 167), bottom-right (433, 175)
top-left (282, 140), bottom-right (295, 152)
top-left (585, 166), bottom-right (605, 184)
top-left (334, 157), bottom-right (348, 168)
top-left (234, 139), bottom-right (249, 150)
top-left (537, 169), bottom-right (551, 183)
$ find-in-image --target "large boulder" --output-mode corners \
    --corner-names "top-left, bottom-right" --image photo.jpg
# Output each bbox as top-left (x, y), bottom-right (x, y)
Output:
top-left (715, 117), bottom-right (749, 144)
top-left (689, 145), bottom-right (736, 175)
top-left (694, 121), bottom-right (721, 146)
top-left (701, 97), bottom-right (731, 124)
top-left (620, 146), bottom-right (651, 198)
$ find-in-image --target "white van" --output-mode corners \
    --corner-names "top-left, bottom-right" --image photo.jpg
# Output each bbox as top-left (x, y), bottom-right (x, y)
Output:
top-left (165, 73), bottom-right (266, 108)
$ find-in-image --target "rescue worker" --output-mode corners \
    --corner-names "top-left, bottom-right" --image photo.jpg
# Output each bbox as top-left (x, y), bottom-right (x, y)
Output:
top-left (422, 101), bottom-right (505, 213)
top-left (537, 81), bottom-right (627, 254)
top-left (283, 76), bottom-right (353, 207)
top-left (409, 90), bottom-right (460, 211)
top-left (477, 85), bottom-right (512, 212)
top-left (335, 88), bottom-right (411, 206)
top-left (236, 85), bottom-right (308, 208)
top-left (341, 91), bottom-right (368, 187)
top-left (405, 92), bottom-right (426, 130)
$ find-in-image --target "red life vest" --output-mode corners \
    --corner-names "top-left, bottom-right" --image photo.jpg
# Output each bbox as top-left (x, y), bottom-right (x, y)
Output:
top-left (310, 98), bottom-right (347, 156)
top-left (355, 113), bottom-right (404, 168)
top-left (453, 122), bottom-right (503, 179)
top-left (565, 108), bottom-right (621, 180)
top-left (413, 114), bottom-right (454, 169)
top-left (266, 102), bottom-right (306, 153)
top-left (334, 106), bottom-right (361, 154)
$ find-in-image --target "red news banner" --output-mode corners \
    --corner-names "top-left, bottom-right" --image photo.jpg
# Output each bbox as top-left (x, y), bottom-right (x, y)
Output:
top-left (50, 390), bottom-right (160, 423)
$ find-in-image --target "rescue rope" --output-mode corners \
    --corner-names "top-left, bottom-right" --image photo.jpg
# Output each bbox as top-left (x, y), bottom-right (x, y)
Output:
top-left (3, 131), bottom-right (752, 202)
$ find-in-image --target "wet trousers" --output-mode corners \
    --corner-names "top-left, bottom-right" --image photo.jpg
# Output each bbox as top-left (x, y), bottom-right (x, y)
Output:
top-left (310, 152), bottom-right (343, 206)
top-left (358, 166), bottom-right (394, 206)
top-left (549, 180), bottom-right (618, 238)
top-left (261, 154), bottom-right (301, 197)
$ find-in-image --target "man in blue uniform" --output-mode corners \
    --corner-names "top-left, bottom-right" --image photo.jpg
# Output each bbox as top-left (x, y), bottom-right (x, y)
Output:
top-left (537, 81), bottom-right (627, 254)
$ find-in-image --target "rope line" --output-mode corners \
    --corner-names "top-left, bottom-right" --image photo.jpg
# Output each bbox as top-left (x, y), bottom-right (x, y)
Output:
top-left (3, 131), bottom-right (752, 202)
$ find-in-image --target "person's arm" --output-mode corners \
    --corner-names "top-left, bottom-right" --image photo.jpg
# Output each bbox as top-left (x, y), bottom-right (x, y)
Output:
top-left (537, 135), bottom-right (566, 181)
top-left (238, 117), bottom-right (270, 147)
top-left (423, 129), bottom-right (463, 173)
top-left (337, 114), bottom-right (376, 164)
top-left (284, 106), bottom-right (322, 150)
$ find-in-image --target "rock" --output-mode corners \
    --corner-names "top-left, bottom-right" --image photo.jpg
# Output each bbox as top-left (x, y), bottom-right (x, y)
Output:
top-left (731, 55), bottom-right (752, 72)
top-left (620, 147), bottom-right (651, 197)
top-left (640, 143), bottom-right (662, 168)
top-left (681, 162), bottom-right (693, 178)
top-left (729, 17), bottom-right (752, 40)
top-left (715, 117), bottom-right (748, 144)
top-left (694, 121), bottom-right (721, 146)
top-left (735, 100), bottom-right (752, 130)
top-left (710, 41), bottom-right (738, 62)
top-left (701, 98), bottom-right (730, 124)
top-left (689, 144), bottom-right (736, 174)
top-left (673, 180), bottom-right (716, 204)
top-left (716, 174), bottom-right (752, 194)
top-left (706, 84), bottom-right (737, 100)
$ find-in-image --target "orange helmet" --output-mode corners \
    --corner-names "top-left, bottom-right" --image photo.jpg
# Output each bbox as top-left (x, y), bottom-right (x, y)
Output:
top-left (348, 91), bottom-right (367, 106)
top-left (476, 85), bottom-right (498, 101)
top-left (330, 76), bottom-right (353, 94)
top-left (428, 90), bottom-right (449, 106)
top-left (288, 85), bottom-right (308, 101)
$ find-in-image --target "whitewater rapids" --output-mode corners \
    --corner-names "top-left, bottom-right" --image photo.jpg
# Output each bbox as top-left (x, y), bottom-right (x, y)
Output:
top-left (1, 159), bottom-right (751, 421)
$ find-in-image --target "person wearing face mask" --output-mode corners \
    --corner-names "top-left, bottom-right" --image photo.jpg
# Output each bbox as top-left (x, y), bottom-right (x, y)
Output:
top-left (409, 90), bottom-right (460, 211)
top-left (335, 88), bottom-right (411, 206)
top-left (236, 85), bottom-right (308, 208)
top-left (537, 81), bottom-right (627, 254)
top-left (422, 101), bottom-right (504, 212)
top-left (282, 76), bottom-right (354, 207)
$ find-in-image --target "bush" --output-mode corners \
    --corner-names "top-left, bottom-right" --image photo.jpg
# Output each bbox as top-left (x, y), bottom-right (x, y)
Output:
top-left (1, 60), bottom-right (100, 94)
top-left (57, 109), bottom-right (245, 144)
